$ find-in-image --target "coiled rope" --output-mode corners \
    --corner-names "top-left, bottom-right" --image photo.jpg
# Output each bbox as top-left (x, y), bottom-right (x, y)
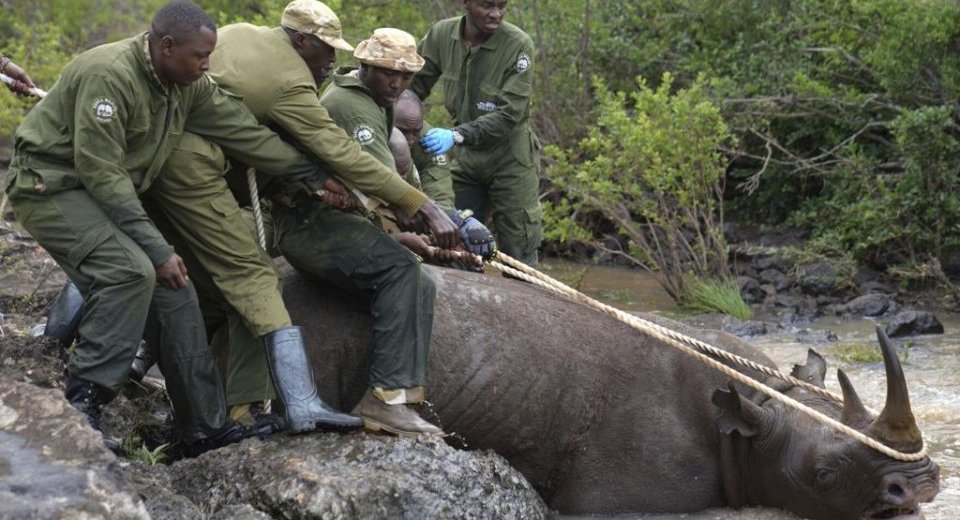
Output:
top-left (246, 168), bottom-right (267, 250)
top-left (486, 252), bottom-right (927, 462)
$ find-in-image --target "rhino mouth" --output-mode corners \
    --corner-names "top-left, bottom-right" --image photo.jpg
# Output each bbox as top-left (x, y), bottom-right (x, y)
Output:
top-left (861, 503), bottom-right (921, 520)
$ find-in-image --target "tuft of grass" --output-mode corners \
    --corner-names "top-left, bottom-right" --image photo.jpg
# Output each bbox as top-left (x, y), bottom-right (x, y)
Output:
top-left (121, 435), bottom-right (169, 466)
top-left (831, 342), bottom-right (883, 363)
top-left (679, 276), bottom-right (752, 319)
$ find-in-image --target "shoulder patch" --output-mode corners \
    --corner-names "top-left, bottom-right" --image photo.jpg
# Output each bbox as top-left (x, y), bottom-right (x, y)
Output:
top-left (92, 98), bottom-right (117, 123)
top-left (516, 53), bottom-right (531, 72)
top-left (353, 125), bottom-right (375, 145)
top-left (432, 153), bottom-right (449, 166)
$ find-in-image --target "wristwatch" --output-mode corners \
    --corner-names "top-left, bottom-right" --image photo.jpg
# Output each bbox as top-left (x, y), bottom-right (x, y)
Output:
top-left (452, 130), bottom-right (464, 145)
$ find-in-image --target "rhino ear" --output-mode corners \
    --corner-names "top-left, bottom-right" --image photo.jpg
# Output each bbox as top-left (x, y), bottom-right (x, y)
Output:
top-left (790, 349), bottom-right (827, 388)
top-left (712, 383), bottom-right (759, 438)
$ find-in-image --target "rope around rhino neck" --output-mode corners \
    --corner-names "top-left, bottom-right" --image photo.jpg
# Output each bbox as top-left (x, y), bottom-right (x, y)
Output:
top-left (486, 252), bottom-right (927, 462)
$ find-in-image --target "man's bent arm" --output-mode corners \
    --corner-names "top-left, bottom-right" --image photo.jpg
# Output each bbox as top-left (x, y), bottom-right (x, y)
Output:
top-left (269, 86), bottom-right (428, 215)
top-left (73, 73), bottom-right (173, 266)
top-left (185, 79), bottom-right (319, 179)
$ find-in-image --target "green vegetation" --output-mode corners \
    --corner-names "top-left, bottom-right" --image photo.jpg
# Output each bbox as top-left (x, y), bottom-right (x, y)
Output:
top-left (830, 342), bottom-right (884, 364)
top-left (4, 0), bottom-right (960, 303)
top-left (121, 435), bottom-right (169, 465)
top-left (679, 276), bottom-right (752, 320)
top-left (545, 74), bottom-right (732, 302)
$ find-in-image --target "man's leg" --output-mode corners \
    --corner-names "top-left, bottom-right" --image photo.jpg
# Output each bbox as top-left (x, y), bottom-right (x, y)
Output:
top-left (276, 204), bottom-right (441, 436)
top-left (145, 203), bottom-right (276, 408)
top-left (141, 282), bottom-right (231, 442)
top-left (486, 141), bottom-right (543, 267)
top-left (452, 160), bottom-right (490, 223)
top-left (150, 132), bottom-right (290, 337)
top-left (150, 133), bottom-right (360, 432)
top-left (8, 178), bottom-right (236, 452)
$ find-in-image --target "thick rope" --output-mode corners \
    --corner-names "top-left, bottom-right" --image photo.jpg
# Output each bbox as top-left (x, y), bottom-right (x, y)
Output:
top-left (246, 168), bottom-right (267, 250)
top-left (500, 254), bottom-right (851, 406)
top-left (486, 253), bottom-right (927, 462)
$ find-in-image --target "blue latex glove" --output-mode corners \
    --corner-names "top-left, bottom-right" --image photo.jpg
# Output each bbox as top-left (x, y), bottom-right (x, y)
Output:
top-left (459, 215), bottom-right (497, 260)
top-left (420, 127), bottom-right (456, 155)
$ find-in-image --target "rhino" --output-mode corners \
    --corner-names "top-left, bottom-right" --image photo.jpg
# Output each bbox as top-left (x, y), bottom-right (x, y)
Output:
top-left (282, 262), bottom-right (940, 519)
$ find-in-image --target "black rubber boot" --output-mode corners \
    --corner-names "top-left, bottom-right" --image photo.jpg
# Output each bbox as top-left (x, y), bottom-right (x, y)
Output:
top-left (45, 280), bottom-right (85, 349)
top-left (179, 421), bottom-right (247, 459)
top-left (64, 375), bottom-right (121, 454)
top-left (264, 326), bottom-right (363, 433)
top-left (128, 340), bottom-right (154, 382)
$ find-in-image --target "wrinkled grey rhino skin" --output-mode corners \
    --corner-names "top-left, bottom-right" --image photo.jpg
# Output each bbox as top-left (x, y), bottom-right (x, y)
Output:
top-left (283, 262), bottom-right (940, 519)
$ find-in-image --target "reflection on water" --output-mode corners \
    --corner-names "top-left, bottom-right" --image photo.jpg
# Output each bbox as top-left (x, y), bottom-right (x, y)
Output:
top-left (543, 260), bottom-right (959, 520)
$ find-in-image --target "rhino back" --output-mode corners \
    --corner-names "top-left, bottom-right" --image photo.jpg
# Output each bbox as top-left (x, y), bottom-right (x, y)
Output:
top-left (283, 262), bottom-right (776, 514)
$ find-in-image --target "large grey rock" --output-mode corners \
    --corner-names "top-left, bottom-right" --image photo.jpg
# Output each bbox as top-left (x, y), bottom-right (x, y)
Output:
top-left (737, 275), bottom-right (762, 303)
top-left (721, 316), bottom-right (770, 337)
top-left (796, 261), bottom-right (841, 296)
top-left (885, 310), bottom-right (945, 338)
top-left (758, 268), bottom-right (790, 291)
top-left (755, 254), bottom-right (794, 273)
top-left (0, 381), bottom-right (149, 519)
top-left (167, 433), bottom-right (549, 519)
top-left (838, 293), bottom-right (896, 317)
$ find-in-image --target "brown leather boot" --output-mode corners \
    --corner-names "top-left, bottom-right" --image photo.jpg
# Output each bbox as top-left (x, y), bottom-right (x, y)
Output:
top-left (350, 389), bottom-right (444, 438)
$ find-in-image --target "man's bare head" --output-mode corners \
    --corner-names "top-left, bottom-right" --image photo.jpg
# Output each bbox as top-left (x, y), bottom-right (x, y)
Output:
top-left (390, 127), bottom-right (414, 177)
top-left (148, 1), bottom-right (217, 86)
top-left (394, 90), bottom-right (424, 149)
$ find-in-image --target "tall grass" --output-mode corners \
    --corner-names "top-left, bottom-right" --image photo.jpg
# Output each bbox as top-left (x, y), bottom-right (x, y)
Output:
top-left (679, 276), bottom-right (752, 319)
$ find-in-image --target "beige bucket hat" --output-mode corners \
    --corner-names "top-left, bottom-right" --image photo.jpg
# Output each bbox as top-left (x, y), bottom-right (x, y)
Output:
top-left (281, 0), bottom-right (354, 51)
top-left (353, 28), bottom-right (424, 73)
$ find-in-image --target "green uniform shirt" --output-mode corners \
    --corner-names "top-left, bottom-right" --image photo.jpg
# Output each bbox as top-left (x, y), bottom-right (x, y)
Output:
top-left (411, 17), bottom-right (535, 148)
top-left (320, 69), bottom-right (396, 171)
top-left (9, 34), bottom-right (316, 266)
top-left (209, 24), bottom-right (428, 215)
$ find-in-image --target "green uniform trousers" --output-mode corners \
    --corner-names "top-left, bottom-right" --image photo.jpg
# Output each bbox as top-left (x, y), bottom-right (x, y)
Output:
top-left (275, 202), bottom-right (435, 390)
top-left (151, 132), bottom-right (291, 337)
top-left (145, 132), bottom-right (283, 406)
top-left (452, 129), bottom-right (543, 267)
top-left (7, 164), bottom-right (228, 441)
top-left (142, 199), bottom-right (277, 407)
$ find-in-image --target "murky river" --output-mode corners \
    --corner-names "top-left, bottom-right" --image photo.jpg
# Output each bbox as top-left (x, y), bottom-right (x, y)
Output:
top-left (541, 260), bottom-right (960, 520)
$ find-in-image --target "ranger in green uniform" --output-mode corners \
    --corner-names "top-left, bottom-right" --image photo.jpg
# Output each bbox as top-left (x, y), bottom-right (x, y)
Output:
top-left (205, 2), bottom-right (458, 436)
top-left (302, 26), bottom-right (450, 436)
top-left (412, 0), bottom-right (543, 266)
top-left (394, 90), bottom-right (498, 260)
top-left (144, 1), bottom-right (377, 436)
top-left (2, 2), bottom-right (306, 455)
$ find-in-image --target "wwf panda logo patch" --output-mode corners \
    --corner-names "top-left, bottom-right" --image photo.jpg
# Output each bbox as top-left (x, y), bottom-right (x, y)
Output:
top-left (353, 125), bottom-right (375, 145)
top-left (93, 98), bottom-right (117, 123)
top-left (516, 53), bottom-right (531, 72)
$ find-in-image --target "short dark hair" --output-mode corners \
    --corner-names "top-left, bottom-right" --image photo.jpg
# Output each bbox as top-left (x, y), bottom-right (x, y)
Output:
top-left (151, 1), bottom-right (216, 41)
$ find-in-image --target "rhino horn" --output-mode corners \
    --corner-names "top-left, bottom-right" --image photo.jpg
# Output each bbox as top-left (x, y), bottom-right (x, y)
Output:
top-left (790, 348), bottom-right (827, 388)
top-left (837, 369), bottom-right (871, 429)
top-left (866, 325), bottom-right (923, 453)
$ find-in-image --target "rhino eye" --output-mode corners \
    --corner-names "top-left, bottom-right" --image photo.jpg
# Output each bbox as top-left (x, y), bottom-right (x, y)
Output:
top-left (815, 468), bottom-right (838, 489)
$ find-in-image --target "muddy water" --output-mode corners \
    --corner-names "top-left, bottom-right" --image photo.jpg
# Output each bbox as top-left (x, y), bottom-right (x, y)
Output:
top-left (542, 260), bottom-right (960, 520)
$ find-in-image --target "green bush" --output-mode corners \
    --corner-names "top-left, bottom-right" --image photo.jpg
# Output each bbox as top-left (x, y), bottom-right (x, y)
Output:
top-left (546, 73), bottom-right (733, 302)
